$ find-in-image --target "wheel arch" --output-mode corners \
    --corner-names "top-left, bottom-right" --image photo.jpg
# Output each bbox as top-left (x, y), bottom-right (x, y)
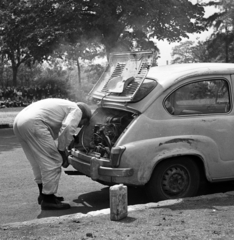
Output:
top-left (146, 154), bottom-right (208, 185)
top-left (145, 155), bottom-right (207, 201)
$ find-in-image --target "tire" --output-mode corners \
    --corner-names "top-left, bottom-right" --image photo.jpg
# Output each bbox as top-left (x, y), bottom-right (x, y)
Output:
top-left (146, 157), bottom-right (200, 202)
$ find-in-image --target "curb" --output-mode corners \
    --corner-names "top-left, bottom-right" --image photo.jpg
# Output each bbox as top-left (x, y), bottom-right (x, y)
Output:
top-left (2, 191), bottom-right (234, 229)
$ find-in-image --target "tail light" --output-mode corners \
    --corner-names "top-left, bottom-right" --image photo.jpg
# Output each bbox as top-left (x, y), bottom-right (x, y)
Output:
top-left (110, 146), bottom-right (126, 167)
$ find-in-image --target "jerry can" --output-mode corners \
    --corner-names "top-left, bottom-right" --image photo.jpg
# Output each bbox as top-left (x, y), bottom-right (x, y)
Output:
top-left (110, 184), bottom-right (128, 221)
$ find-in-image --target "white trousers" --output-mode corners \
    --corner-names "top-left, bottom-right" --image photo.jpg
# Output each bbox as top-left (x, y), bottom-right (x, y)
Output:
top-left (13, 117), bottom-right (63, 195)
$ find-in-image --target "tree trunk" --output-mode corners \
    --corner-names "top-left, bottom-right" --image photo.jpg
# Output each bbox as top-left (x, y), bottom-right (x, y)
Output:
top-left (12, 65), bottom-right (18, 87)
top-left (76, 58), bottom-right (81, 87)
top-left (225, 26), bottom-right (229, 63)
top-left (0, 63), bottom-right (4, 87)
top-left (225, 40), bottom-right (229, 63)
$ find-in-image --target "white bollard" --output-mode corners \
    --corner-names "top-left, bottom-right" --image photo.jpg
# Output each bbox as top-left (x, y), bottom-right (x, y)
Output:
top-left (109, 184), bottom-right (128, 221)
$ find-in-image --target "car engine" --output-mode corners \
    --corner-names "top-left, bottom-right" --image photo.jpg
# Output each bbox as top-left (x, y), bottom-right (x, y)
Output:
top-left (71, 108), bottom-right (135, 158)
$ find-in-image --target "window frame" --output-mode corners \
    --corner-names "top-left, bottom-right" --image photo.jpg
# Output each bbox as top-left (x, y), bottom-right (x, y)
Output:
top-left (163, 77), bottom-right (232, 116)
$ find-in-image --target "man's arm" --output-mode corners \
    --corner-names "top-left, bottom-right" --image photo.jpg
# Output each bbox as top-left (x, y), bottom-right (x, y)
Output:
top-left (58, 107), bottom-right (82, 151)
top-left (58, 149), bottom-right (70, 168)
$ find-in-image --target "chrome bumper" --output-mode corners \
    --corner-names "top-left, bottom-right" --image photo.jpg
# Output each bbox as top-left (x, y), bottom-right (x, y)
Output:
top-left (68, 149), bottom-right (133, 180)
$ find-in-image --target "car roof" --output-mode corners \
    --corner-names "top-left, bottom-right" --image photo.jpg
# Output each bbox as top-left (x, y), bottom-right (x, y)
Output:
top-left (147, 63), bottom-right (234, 89)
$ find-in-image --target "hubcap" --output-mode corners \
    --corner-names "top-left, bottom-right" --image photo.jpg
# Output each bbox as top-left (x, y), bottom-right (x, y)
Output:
top-left (161, 166), bottom-right (189, 197)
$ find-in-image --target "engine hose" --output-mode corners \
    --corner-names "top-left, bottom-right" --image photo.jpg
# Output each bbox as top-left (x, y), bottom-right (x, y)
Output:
top-left (80, 125), bottom-right (89, 153)
top-left (103, 134), bottom-right (112, 150)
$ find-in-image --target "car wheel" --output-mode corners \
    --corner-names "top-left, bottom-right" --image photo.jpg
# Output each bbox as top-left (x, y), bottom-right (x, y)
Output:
top-left (146, 157), bottom-right (200, 202)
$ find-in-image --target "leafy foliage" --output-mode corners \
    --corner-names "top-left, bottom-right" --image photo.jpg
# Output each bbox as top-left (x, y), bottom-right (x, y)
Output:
top-left (171, 40), bottom-right (212, 64)
top-left (0, 0), bottom-right (206, 86)
top-left (171, 41), bottom-right (197, 63)
top-left (0, 0), bottom-right (85, 85)
top-left (203, 0), bottom-right (234, 62)
top-left (52, 38), bottom-right (105, 87)
top-left (77, 0), bottom-right (205, 57)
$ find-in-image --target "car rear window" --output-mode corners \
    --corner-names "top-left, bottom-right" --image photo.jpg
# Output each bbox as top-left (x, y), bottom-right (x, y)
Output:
top-left (130, 78), bottom-right (158, 102)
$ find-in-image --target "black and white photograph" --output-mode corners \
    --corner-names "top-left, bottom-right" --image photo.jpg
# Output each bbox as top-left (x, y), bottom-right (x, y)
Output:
top-left (1, 0), bottom-right (234, 239)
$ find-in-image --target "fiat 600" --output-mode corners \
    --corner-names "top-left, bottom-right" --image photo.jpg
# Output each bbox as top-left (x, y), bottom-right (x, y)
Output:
top-left (68, 51), bottom-right (234, 202)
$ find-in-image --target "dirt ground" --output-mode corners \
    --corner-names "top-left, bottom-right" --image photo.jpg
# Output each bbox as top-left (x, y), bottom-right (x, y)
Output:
top-left (1, 193), bottom-right (234, 240)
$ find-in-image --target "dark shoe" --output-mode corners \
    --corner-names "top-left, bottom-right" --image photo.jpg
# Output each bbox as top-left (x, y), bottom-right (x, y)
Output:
top-left (41, 199), bottom-right (71, 210)
top-left (38, 194), bottom-right (64, 205)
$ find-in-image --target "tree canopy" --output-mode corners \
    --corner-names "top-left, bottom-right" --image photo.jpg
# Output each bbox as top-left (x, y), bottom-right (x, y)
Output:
top-left (0, 0), bottom-right (206, 86)
top-left (76, 0), bottom-right (205, 56)
top-left (171, 40), bottom-right (213, 64)
top-left (203, 0), bottom-right (234, 62)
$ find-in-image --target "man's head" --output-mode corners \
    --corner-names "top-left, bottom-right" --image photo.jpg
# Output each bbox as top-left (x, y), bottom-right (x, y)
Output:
top-left (76, 102), bottom-right (92, 126)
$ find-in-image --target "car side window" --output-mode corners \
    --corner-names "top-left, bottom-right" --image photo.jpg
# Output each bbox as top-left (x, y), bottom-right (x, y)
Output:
top-left (164, 79), bottom-right (231, 115)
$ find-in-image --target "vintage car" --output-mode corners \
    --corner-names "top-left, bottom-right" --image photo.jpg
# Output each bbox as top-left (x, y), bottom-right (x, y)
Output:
top-left (68, 51), bottom-right (234, 202)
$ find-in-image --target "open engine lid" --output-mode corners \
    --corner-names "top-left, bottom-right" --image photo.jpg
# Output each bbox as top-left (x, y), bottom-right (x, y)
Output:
top-left (89, 51), bottom-right (154, 103)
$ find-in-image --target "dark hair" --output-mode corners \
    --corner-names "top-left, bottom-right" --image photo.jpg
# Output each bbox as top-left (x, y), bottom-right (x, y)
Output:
top-left (77, 102), bottom-right (92, 119)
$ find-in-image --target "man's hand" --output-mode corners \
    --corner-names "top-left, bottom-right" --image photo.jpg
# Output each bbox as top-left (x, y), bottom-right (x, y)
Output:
top-left (58, 149), bottom-right (70, 168)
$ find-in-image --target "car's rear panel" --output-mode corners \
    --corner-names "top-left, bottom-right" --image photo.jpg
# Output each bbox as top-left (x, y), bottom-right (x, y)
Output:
top-left (68, 107), bottom-right (137, 184)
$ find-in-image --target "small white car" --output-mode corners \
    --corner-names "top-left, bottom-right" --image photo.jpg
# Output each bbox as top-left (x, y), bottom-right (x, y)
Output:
top-left (68, 51), bottom-right (234, 202)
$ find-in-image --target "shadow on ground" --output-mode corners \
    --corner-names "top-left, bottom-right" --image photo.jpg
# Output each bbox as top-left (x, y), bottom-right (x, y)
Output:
top-left (37, 186), bottom-right (147, 219)
top-left (37, 181), bottom-right (234, 220)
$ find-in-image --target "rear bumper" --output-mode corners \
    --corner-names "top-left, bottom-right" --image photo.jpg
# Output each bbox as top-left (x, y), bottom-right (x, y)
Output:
top-left (68, 149), bottom-right (134, 181)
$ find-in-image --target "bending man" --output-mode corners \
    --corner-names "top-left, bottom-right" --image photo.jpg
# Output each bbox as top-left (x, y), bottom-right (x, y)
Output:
top-left (13, 98), bottom-right (92, 210)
